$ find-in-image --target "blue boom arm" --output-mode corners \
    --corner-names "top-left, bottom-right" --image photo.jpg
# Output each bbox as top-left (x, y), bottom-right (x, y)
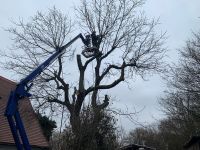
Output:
top-left (4, 33), bottom-right (87, 150)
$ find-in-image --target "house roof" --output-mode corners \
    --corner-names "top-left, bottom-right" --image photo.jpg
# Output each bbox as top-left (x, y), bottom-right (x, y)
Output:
top-left (0, 76), bottom-right (49, 148)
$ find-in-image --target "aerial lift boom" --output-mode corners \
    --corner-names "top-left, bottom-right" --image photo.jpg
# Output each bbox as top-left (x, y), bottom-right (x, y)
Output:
top-left (4, 33), bottom-right (89, 150)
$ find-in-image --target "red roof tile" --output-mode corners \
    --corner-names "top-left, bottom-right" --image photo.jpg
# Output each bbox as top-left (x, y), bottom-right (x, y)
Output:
top-left (0, 76), bottom-right (49, 148)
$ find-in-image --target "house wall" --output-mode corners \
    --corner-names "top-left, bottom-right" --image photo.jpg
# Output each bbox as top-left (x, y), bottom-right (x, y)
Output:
top-left (0, 145), bottom-right (45, 150)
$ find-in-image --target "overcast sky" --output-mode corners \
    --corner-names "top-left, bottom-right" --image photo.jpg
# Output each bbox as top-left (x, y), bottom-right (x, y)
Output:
top-left (0, 0), bottom-right (200, 132)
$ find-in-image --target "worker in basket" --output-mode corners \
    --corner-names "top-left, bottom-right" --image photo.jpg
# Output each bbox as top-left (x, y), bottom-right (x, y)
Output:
top-left (82, 31), bottom-right (102, 58)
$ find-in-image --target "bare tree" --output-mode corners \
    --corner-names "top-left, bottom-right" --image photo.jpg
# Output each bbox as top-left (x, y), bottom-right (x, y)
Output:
top-left (160, 31), bottom-right (200, 123)
top-left (1, 0), bottom-right (166, 148)
top-left (124, 125), bottom-right (165, 149)
top-left (159, 31), bottom-right (200, 149)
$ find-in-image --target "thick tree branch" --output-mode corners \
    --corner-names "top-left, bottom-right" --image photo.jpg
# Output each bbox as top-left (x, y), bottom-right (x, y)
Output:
top-left (100, 61), bottom-right (137, 82)
top-left (57, 56), bottom-right (62, 77)
top-left (77, 55), bottom-right (84, 70)
top-left (53, 72), bottom-right (72, 111)
top-left (96, 94), bottom-right (109, 110)
top-left (83, 55), bottom-right (96, 69)
top-left (86, 62), bottom-right (126, 94)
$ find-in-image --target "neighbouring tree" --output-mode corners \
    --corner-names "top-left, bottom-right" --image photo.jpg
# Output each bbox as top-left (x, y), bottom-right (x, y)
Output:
top-left (158, 117), bottom-right (187, 150)
top-left (1, 0), bottom-right (166, 148)
top-left (124, 125), bottom-right (165, 150)
top-left (159, 31), bottom-right (200, 148)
